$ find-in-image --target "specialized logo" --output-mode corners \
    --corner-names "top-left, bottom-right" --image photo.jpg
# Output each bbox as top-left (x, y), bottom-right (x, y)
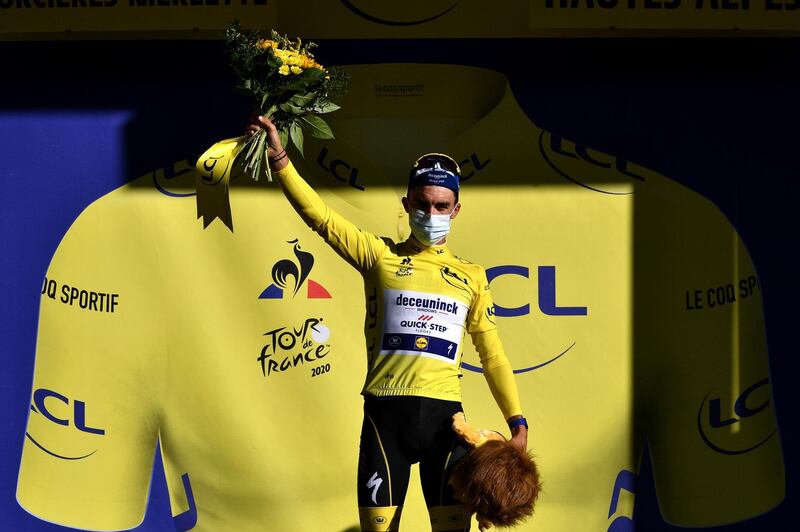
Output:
top-left (539, 130), bottom-right (645, 195)
top-left (462, 265), bottom-right (586, 375)
top-left (340, 0), bottom-right (461, 26)
top-left (260, 239), bottom-right (332, 299)
top-left (697, 377), bottom-right (777, 455)
top-left (366, 471), bottom-right (383, 504)
top-left (25, 388), bottom-right (105, 461)
top-left (257, 317), bottom-right (331, 377)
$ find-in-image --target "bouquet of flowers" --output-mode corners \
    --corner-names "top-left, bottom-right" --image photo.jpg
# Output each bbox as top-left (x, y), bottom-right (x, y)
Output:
top-left (225, 19), bottom-right (349, 183)
top-left (194, 20), bottom-right (348, 231)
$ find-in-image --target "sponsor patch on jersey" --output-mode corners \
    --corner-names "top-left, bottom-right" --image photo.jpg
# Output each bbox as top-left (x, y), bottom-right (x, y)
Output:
top-left (379, 289), bottom-right (467, 363)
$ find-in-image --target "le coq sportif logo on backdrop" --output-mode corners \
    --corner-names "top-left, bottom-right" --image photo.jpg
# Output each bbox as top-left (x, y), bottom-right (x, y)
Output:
top-left (340, 0), bottom-right (461, 26)
top-left (260, 239), bottom-right (332, 299)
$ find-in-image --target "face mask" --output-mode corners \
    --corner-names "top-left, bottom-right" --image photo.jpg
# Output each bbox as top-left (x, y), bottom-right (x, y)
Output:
top-left (409, 207), bottom-right (455, 246)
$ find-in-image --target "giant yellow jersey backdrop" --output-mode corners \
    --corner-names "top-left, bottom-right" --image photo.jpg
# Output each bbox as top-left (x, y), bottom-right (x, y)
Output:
top-left (17, 64), bottom-right (784, 531)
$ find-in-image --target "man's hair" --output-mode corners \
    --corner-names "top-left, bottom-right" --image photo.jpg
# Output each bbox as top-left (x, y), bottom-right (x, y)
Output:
top-left (408, 152), bottom-right (461, 203)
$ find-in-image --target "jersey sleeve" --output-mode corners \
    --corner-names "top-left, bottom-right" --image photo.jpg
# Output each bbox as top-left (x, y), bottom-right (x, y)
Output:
top-left (467, 266), bottom-right (523, 420)
top-left (471, 328), bottom-right (523, 420)
top-left (636, 183), bottom-right (785, 526)
top-left (16, 193), bottom-right (164, 530)
top-left (273, 159), bottom-right (387, 273)
top-left (466, 266), bottom-right (498, 334)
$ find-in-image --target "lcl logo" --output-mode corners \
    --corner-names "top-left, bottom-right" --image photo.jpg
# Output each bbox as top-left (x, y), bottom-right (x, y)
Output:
top-left (539, 130), bottom-right (645, 195)
top-left (486, 265), bottom-right (588, 317)
top-left (26, 388), bottom-right (105, 461)
top-left (461, 265), bottom-right (585, 375)
top-left (697, 378), bottom-right (778, 455)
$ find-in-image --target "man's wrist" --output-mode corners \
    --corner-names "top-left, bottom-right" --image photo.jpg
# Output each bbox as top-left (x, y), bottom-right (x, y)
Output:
top-left (507, 415), bottom-right (528, 431)
top-left (269, 151), bottom-right (289, 172)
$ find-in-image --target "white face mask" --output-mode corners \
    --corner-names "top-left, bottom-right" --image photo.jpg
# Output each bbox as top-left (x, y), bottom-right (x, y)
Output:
top-left (409, 207), bottom-right (455, 246)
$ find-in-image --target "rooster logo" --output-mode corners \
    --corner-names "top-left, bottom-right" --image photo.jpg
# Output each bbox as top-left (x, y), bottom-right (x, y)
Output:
top-left (260, 239), bottom-right (332, 299)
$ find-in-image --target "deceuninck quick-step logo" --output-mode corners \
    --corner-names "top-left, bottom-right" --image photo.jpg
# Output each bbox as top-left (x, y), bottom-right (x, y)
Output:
top-left (260, 239), bottom-right (332, 299)
top-left (25, 388), bottom-right (105, 461)
top-left (381, 289), bottom-right (466, 363)
top-left (461, 264), bottom-right (588, 375)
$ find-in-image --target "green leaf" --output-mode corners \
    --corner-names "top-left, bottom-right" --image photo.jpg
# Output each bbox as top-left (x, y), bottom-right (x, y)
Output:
top-left (263, 103), bottom-right (278, 119)
top-left (300, 68), bottom-right (326, 83)
top-left (279, 101), bottom-right (305, 115)
top-left (313, 101), bottom-right (341, 114)
top-left (260, 92), bottom-right (272, 111)
top-left (300, 114), bottom-right (334, 140)
top-left (289, 92), bottom-right (315, 107)
top-left (278, 128), bottom-right (289, 151)
top-left (290, 121), bottom-right (305, 158)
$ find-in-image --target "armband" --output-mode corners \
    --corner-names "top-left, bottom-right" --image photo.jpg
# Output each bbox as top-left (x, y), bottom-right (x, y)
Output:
top-left (508, 417), bottom-right (528, 430)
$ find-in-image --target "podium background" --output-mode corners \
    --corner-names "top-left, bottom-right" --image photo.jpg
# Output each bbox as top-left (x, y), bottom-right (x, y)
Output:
top-left (2, 36), bottom-right (798, 530)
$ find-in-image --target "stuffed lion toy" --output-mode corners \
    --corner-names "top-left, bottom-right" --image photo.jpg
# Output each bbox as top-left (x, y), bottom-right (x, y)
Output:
top-left (448, 412), bottom-right (542, 531)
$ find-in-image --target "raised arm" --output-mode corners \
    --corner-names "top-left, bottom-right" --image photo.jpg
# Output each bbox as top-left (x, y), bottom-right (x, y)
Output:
top-left (246, 115), bottom-right (386, 273)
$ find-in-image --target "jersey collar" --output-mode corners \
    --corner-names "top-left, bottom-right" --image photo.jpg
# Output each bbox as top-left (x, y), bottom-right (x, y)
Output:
top-left (292, 63), bottom-right (537, 192)
top-left (402, 234), bottom-right (451, 257)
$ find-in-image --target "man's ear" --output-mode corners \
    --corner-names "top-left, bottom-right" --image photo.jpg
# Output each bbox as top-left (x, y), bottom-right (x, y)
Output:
top-left (401, 196), bottom-right (410, 214)
top-left (451, 202), bottom-right (461, 219)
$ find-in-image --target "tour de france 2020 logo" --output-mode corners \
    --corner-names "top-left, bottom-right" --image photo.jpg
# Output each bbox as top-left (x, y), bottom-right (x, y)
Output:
top-left (259, 239), bottom-right (332, 300)
top-left (257, 317), bottom-right (332, 379)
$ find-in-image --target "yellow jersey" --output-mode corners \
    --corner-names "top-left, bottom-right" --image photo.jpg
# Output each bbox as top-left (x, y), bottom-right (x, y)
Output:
top-left (272, 158), bottom-right (522, 418)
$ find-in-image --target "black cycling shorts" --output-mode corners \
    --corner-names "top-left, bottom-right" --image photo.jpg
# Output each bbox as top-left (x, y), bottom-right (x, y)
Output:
top-left (357, 395), bottom-right (470, 510)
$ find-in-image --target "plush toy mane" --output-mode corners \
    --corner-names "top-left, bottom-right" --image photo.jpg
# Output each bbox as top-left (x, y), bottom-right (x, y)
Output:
top-left (448, 413), bottom-right (542, 531)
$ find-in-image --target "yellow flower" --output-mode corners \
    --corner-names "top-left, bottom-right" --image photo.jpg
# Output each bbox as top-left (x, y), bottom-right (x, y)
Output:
top-left (278, 65), bottom-right (290, 75)
top-left (257, 39), bottom-right (276, 50)
top-left (290, 65), bottom-right (303, 75)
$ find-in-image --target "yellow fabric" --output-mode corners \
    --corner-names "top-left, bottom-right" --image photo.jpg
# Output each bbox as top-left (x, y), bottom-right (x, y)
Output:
top-left (428, 505), bottom-right (470, 531)
top-left (275, 159), bottom-right (523, 418)
top-left (359, 505), bottom-right (402, 532)
top-left (16, 63), bottom-right (783, 531)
